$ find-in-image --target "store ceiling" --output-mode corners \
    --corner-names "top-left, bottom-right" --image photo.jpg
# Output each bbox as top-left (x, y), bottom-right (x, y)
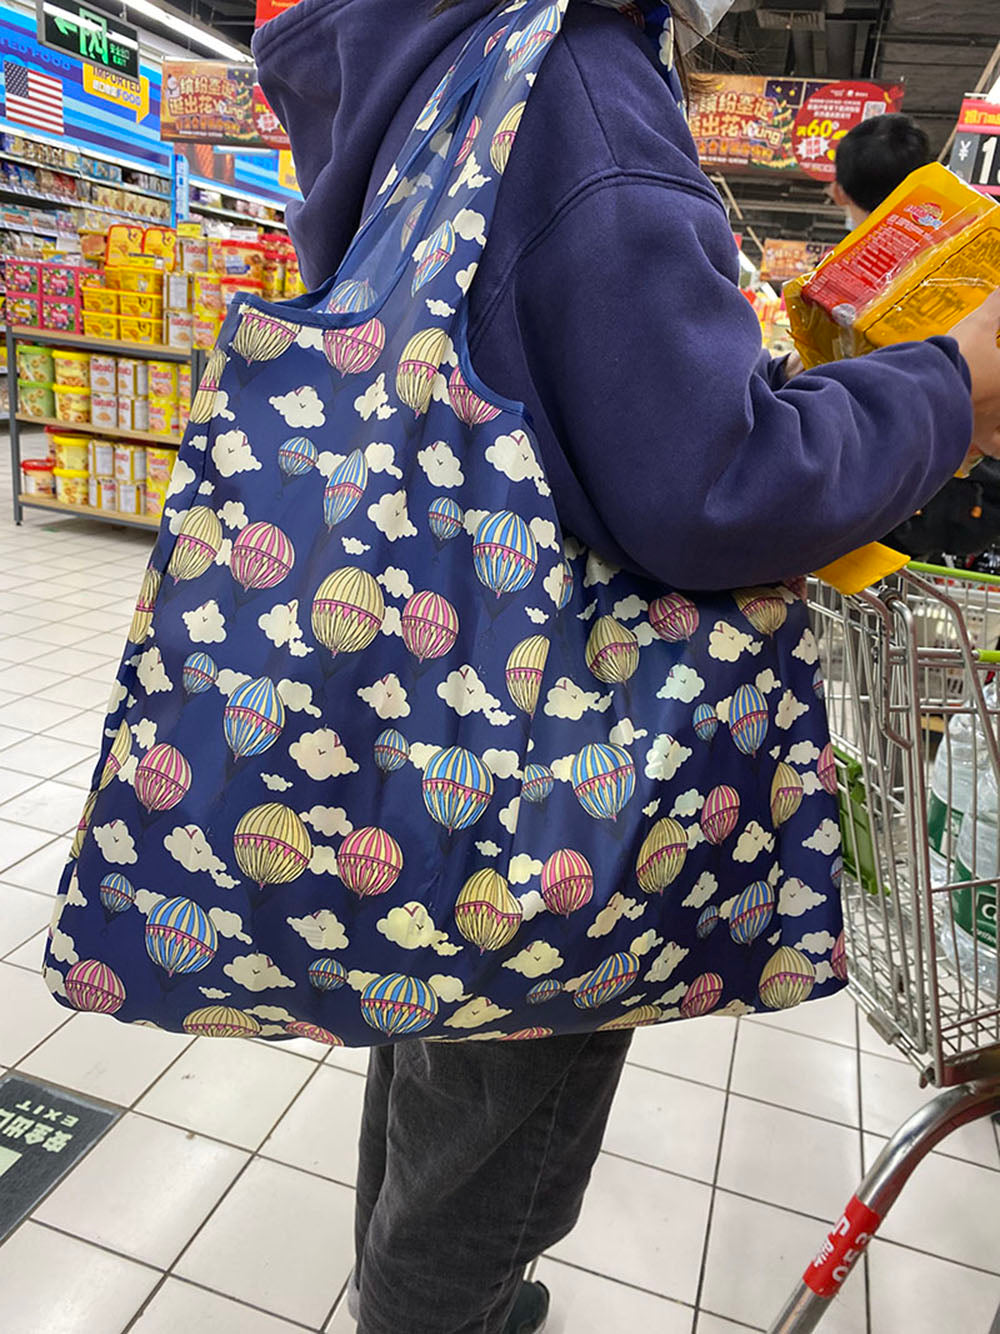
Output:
top-left (121, 0), bottom-right (999, 253)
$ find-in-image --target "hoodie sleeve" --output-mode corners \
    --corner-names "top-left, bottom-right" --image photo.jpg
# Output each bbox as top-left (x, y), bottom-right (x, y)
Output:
top-left (478, 175), bottom-right (973, 590)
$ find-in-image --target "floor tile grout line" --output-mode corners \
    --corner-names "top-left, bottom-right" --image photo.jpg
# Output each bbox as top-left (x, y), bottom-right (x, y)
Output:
top-left (690, 1014), bottom-right (741, 1331)
top-left (532, 1253), bottom-right (699, 1316)
top-left (318, 1271), bottom-right (353, 1333)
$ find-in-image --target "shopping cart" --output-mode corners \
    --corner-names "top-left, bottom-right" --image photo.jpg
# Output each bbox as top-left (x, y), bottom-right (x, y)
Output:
top-left (770, 564), bottom-right (1000, 1334)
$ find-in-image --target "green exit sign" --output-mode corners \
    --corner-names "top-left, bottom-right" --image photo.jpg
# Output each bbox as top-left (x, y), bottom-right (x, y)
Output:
top-left (37, 0), bottom-right (140, 81)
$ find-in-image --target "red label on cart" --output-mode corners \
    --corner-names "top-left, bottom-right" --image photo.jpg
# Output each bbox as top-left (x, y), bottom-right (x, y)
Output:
top-left (803, 1196), bottom-right (881, 1297)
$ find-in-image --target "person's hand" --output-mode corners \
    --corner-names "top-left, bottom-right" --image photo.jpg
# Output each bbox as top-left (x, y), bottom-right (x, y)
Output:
top-left (784, 350), bottom-right (804, 380)
top-left (951, 290), bottom-right (1000, 467)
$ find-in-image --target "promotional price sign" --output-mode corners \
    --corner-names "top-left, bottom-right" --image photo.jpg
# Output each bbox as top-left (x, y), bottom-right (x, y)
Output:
top-left (949, 99), bottom-right (1000, 197)
top-left (761, 238), bottom-right (827, 284)
top-left (691, 76), bottom-right (904, 180)
top-left (160, 61), bottom-right (288, 150)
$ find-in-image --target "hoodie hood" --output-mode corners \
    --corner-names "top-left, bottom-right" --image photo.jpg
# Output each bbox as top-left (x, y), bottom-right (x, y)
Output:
top-left (254, 0), bottom-right (499, 289)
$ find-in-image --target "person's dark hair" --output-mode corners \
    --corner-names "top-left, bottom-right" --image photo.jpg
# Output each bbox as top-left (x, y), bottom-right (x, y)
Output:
top-left (835, 113), bottom-right (931, 214)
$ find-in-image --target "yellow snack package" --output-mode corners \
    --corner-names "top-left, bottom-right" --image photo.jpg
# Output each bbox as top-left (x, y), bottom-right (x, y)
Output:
top-left (785, 163), bottom-right (1000, 593)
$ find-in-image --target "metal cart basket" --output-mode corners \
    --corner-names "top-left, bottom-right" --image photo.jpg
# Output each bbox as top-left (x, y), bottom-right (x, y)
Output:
top-left (771, 564), bottom-right (1000, 1334)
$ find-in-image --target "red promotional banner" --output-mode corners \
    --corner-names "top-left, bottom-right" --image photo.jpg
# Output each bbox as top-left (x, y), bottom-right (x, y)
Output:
top-left (160, 61), bottom-right (288, 150)
top-left (690, 76), bottom-right (904, 181)
top-left (761, 238), bottom-right (827, 284)
top-left (949, 99), bottom-right (1000, 197)
top-left (255, 0), bottom-right (304, 27)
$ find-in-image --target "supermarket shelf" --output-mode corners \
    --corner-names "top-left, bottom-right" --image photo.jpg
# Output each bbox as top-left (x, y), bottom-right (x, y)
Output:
top-left (0, 154), bottom-right (170, 201)
top-left (0, 221), bottom-right (60, 237)
top-left (16, 416), bottom-right (181, 447)
top-left (10, 327), bottom-right (191, 362)
top-left (19, 493), bottom-right (158, 531)
top-left (191, 201), bottom-right (287, 231)
top-left (0, 184), bottom-right (165, 224)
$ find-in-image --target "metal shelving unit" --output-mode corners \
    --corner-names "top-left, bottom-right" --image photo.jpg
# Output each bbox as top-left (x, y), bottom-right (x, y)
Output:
top-left (5, 325), bottom-right (204, 532)
top-left (190, 200), bottom-right (288, 231)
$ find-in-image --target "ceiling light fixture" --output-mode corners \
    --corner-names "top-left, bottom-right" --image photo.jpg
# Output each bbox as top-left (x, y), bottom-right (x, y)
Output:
top-left (124, 0), bottom-right (253, 62)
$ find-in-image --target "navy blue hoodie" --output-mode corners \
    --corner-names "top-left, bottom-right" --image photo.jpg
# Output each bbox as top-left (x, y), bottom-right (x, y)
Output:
top-left (254, 0), bottom-right (973, 589)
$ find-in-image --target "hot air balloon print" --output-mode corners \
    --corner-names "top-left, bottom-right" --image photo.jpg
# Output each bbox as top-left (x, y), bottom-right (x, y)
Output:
top-left (473, 511), bottom-right (539, 597)
top-left (730, 880), bottom-right (776, 946)
top-left (527, 979), bottom-right (562, 1006)
top-left (700, 785), bottom-right (739, 845)
top-left (312, 568), bottom-right (385, 656)
top-left (770, 762), bottom-right (804, 827)
top-left (183, 1006), bottom-right (261, 1038)
top-left (182, 652), bottom-right (218, 696)
top-left (729, 684), bottom-right (769, 757)
top-left (285, 1021), bottom-right (344, 1046)
top-left (692, 703), bottom-right (719, 744)
top-left (422, 746), bottom-right (494, 833)
top-left (456, 115), bottom-right (481, 165)
top-left (818, 743), bottom-right (837, 795)
top-left (813, 667), bottom-right (826, 700)
top-left (230, 521), bottom-right (295, 592)
top-left (733, 586), bottom-right (788, 637)
top-left (337, 826), bottom-right (404, 898)
top-left (402, 591), bottom-right (459, 661)
top-left (598, 1004), bottom-right (663, 1032)
top-left (145, 896), bottom-right (218, 977)
top-left (224, 677), bottom-right (286, 761)
top-left (415, 65), bottom-right (454, 131)
top-left (309, 957), bottom-right (348, 992)
top-left (636, 818), bottom-right (688, 894)
top-left (505, 635), bottom-right (550, 715)
top-left (232, 307), bottom-right (298, 364)
top-left (680, 972), bottom-right (724, 1018)
top-left (361, 973), bottom-right (439, 1037)
top-left (323, 318), bottom-right (386, 376)
top-left (412, 220), bottom-right (456, 295)
top-left (188, 347), bottom-right (226, 424)
top-left (455, 869), bottom-right (523, 952)
top-left (573, 952), bottom-right (640, 1010)
top-left (448, 365), bottom-right (502, 427)
top-left (374, 729), bottom-right (410, 775)
top-left (233, 803), bottom-right (313, 887)
top-left (571, 743), bottom-right (635, 822)
top-left (278, 435), bottom-right (318, 478)
top-left (70, 790), bottom-right (96, 860)
top-left (323, 450), bottom-right (369, 529)
top-left (554, 559), bottom-right (574, 610)
top-left (65, 960), bottom-right (125, 1014)
top-left (540, 849), bottom-right (593, 917)
top-left (168, 507), bottom-right (223, 584)
top-left (396, 327), bottom-right (450, 417)
top-left (325, 278), bottom-right (375, 314)
top-left (128, 566), bottom-right (160, 643)
top-left (759, 946), bottom-right (816, 1010)
top-left (522, 763), bottom-right (555, 805)
top-left (99, 719), bottom-right (132, 790)
top-left (831, 929), bottom-right (848, 982)
top-left (506, 5), bottom-right (560, 80)
top-left (649, 592), bottom-right (699, 643)
top-left (428, 496), bottom-right (464, 543)
top-left (696, 905), bottom-right (719, 938)
top-left (135, 744), bottom-right (191, 814)
top-left (585, 616), bottom-right (639, 685)
top-left (490, 101), bottom-right (526, 170)
top-left (831, 855), bottom-right (843, 890)
top-left (400, 199), bottom-right (427, 253)
top-left (500, 1028), bottom-right (554, 1041)
top-left (99, 873), bottom-right (135, 918)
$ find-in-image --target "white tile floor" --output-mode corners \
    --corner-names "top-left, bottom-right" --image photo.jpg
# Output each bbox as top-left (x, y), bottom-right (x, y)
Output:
top-left (0, 467), bottom-right (999, 1333)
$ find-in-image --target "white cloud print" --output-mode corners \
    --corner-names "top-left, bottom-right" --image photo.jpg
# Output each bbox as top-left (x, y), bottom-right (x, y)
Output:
top-left (645, 941), bottom-right (689, 984)
top-left (445, 997), bottom-right (512, 1030)
top-left (587, 893), bottom-right (646, 938)
top-left (776, 689), bottom-right (809, 730)
top-left (708, 621), bottom-right (762, 663)
top-left (166, 456), bottom-right (197, 500)
top-left (183, 600), bottom-right (226, 646)
top-left (258, 600), bottom-right (310, 657)
top-left (682, 871), bottom-right (718, 909)
top-left (778, 877), bottom-right (825, 917)
top-left (792, 628), bottom-right (819, 664)
top-left (377, 902), bottom-right (459, 955)
top-left (287, 910), bottom-right (349, 951)
top-left (503, 940), bottom-right (563, 978)
top-left (377, 567), bottom-right (414, 600)
top-left (657, 664), bottom-right (705, 704)
top-left (289, 729), bottom-right (360, 780)
top-left (368, 490), bottom-right (417, 541)
top-left (212, 429), bottom-right (261, 478)
top-left (802, 818), bottom-right (841, 856)
top-left (733, 820), bottom-right (775, 864)
top-left (543, 677), bottom-right (613, 721)
top-left (93, 820), bottom-right (137, 865)
top-left (358, 673), bottom-right (410, 720)
top-left (269, 385), bottom-right (326, 429)
top-left (644, 734), bottom-right (692, 782)
top-left (417, 439), bottom-right (465, 488)
top-left (437, 664), bottom-right (501, 719)
top-left (485, 431), bottom-right (549, 496)
top-left (453, 207), bottom-right (487, 245)
top-left (354, 374), bottom-right (396, 423)
top-left (300, 806), bottom-right (352, 837)
top-left (223, 953), bottom-right (296, 991)
top-left (163, 824), bottom-right (239, 889)
top-left (134, 647), bottom-right (172, 695)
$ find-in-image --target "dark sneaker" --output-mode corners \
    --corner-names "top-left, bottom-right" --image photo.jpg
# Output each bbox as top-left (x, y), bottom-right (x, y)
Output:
top-left (503, 1280), bottom-right (550, 1334)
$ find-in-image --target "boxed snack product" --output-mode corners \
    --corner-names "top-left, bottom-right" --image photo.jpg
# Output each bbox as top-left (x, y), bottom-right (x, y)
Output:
top-left (145, 446), bottom-right (174, 482)
top-left (119, 316), bottom-right (158, 346)
top-left (9, 295), bottom-right (41, 327)
top-left (41, 298), bottom-right (80, 333)
top-left (177, 364), bottom-right (191, 403)
top-left (165, 272), bottom-right (191, 310)
top-left (114, 444), bottom-right (147, 483)
top-left (53, 466), bottom-right (89, 506)
top-left (119, 292), bottom-right (163, 319)
top-left (82, 312), bottom-right (118, 340)
top-left (50, 432), bottom-right (89, 470)
top-left (20, 457), bottom-right (56, 497)
top-left (164, 311), bottom-right (193, 350)
top-left (88, 475), bottom-right (99, 507)
top-left (81, 286), bottom-right (118, 314)
top-left (147, 360), bottom-right (179, 398)
top-left (99, 478), bottom-right (118, 512)
top-left (15, 345), bottom-right (53, 382)
top-left (787, 163), bottom-right (1000, 369)
top-left (147, 396), bottom-right (177, 437)
top-left (117, 396), bottom-right (150, 433)
top-left (117, 482), bottom-right (144, 515)
top-left (51, 349), bottom-right (91, 387)
top-left (52, 384), bottom-right (90, 424)
top-left (91, 393), bottom-right (118, 430)
top-left (7, 259), bottom-right (40, 294)
top-left (144, 477), bottom-right (169, 519)
top-left (18, 381), bottom-right (54, 418)
top-left (89, 438), bottom-right (115, 477)
top-left (41, 265), bottom-right (78, 298)
top-left (90, 354), bottom-right (117, 393)
top-left (117, 358), bottom-right (149, 397)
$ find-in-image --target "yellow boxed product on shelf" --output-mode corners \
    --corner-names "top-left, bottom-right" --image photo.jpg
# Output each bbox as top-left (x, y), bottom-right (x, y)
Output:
top-left (118, 292), bottom-right (163, 319)
top-left (89, 438), bottom-right (115, 478)
top-left (114, 444), bottom-right (147, 484)
top-left (50, 433), bottom-right (89, 470)
top-left (53, 467), bottom-right (89, 506)
top-left (89, 354), bottom-right (117, 393)
top-left (145, 447), bottom-right (174, 482)
top-left (177, 364), bottom-right (191, 402)
top-left (164, 311), bottom-right (193, 350)
top-left (110, 263), bottom-right (162, 295)
top-left (145, 477), bottom-right (169, 519)
top-left (81, 287), bottom-right (118, 315)
top-left (787, 163), bottom-right (1000, 369)
top-left (83, 312), bottom-right (118, 340)
top-left (119, 316), bottom-right (159, 346)
top-left (52, 384), bottom-right (90, 424)
top-left (147, 396), bottom-right (177, 437)
top-left (91, 393), bottom-right (117, 430)
top-left (147, 360), bottom-right (179, 399)
top-left (51, 350), bottom-right (91, 388)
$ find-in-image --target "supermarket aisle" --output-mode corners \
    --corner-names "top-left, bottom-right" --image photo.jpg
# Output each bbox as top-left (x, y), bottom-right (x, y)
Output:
top-left (0, 490), bottom-right (998, 1333)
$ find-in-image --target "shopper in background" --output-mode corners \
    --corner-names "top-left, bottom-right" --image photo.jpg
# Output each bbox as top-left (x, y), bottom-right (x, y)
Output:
top-left (830, 114), bottom-right (1000, 563)
top-left (256, 3), bottom-right (1000, 1331)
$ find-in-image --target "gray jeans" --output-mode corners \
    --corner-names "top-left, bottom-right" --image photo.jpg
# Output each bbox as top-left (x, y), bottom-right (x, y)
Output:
top-left (354, 1030), bottom-right (633, 1334)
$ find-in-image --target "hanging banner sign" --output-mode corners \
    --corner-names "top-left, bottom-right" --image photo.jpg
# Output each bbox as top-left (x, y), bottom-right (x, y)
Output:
top-left (255, 0), bottom-right (304, 27)
top-left (37, 0), bottom-right (139, 81)
top-left (949, 99), bottom-right (1000, 198)
top-left (761, 238), bottom-right (827, 283)
top-left (690, 76), bottom-right (904, 181)
top-left (160, 61), bottom-right (288, 150)
top-left (172, 151), bottom-right (190, 224)
top-left (81, 63), bottom-right (149, 122)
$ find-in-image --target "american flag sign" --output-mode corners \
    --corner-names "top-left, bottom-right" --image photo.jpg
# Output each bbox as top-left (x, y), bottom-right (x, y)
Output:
top-left (3, 62), bottom-right (64, 135)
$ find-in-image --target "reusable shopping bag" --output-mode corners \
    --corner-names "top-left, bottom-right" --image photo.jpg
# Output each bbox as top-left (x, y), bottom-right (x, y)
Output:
top-left (45, 0), bottom-right (847, 1047)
